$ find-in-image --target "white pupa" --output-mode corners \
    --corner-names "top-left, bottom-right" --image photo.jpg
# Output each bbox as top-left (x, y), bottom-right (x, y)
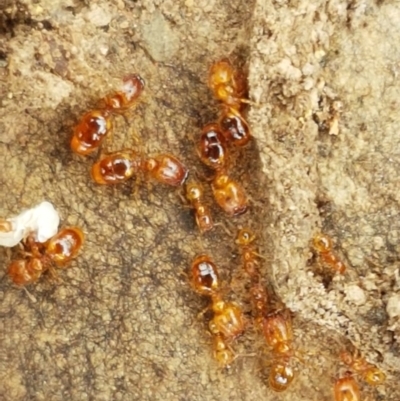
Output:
top-left (0, 201), bottom-right (60, 247)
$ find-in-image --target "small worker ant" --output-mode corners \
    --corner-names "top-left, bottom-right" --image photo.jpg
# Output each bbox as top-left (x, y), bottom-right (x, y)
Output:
top-left (101, 74), bottom-right (145, 112)
top-left (185, 180), bottom-right (214, 233)
top-left (236, 228), bottom-right (269, 316)
top-left (235, 230), bottom-right (297, 392)
top-left (332, 349), bottom-right (385, 401)
top-left (312, 233), bottom-right (346, 274)
top-left (208, 59), bottom-right (248, 111)
top-left (236, 228), bottom-right (261, 280)
top-left (7, 227), bottom-right (84, 285)
top-left (340, 350), bottom-right (386, 386)
top-left (190, 254), bottom-right (245, 367)
top-left (71, 74), bottom-right (145, 155)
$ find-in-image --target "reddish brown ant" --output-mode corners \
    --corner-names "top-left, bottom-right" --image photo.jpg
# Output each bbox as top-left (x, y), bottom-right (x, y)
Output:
top-left (91, 149), bottom-right (188, 187)
top-left (7, 227), bottom-right (84, 285)
top-left (71, 75), bottom-right (144, 155)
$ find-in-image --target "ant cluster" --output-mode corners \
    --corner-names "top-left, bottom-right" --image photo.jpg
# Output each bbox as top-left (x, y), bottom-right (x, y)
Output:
top-left (186, 60), bottom-right (297, 393)
top-left (185, 60), bottom-right (386, 398)
top-left (310, 234), bottom-right (387, 399)
top-left (71, 74), bottom-right (189, 188)
top-left (189, 225), bottom-right (295, 392)
top-left (190, 255), bottom-right (245, 366)
top-left (236, 229), bottom-right (295, 392)
top-left (1, 57), bottom-right (388, 398)
top-left (311, 235), bottom-right (387, 399)
top-left (195, 59), bottom-right (250, 218)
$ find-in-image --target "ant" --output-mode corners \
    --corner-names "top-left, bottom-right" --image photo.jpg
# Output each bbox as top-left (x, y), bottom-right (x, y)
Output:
top-left (236, 228), bottom-right (269, 316)
top-left (91, 149), bottom-right (188, 187)
top-left (91, 149), bottom-right (141, 185)
top-left (340, 350), bottom-right (386, 386)
top-left (334, 375), bottom-right (361, 401)
top-left (312, 233), bottom-right (346, 274)
top-left (71, 109), bottom-right (113, 155)
top-left (185, 181), bottom-right (214, 233)
top-left (260, 308), bottom-right (296, 392)
top-left (7, 227), bottom-right (84, 285)
top-left (236, 228), bottom-right (261, 280)
top-left (208, 59), bottom-right (248, 111)
top-left (145, 154), bottom-right (189, 187)
top-left (71, 74), bottom-right (145, 155)
top-left (101, 74), bottom-right (145, 111)
top-left (190, 254), bottom-right (245, 367)
top-left (208, 59), bottom-right (252, 147)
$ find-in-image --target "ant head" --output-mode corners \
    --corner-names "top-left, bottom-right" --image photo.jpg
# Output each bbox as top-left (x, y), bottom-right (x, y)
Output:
top-left (236, 228), bottom-right (255, 246)
top-left (186, 182), bottom-right (202, 201)
top-left (312, 233), bottom-right (332, 252)
top-left (364, 367), bottom-right (386, 386)
top-left (340, 351), bottom-right (353, 366)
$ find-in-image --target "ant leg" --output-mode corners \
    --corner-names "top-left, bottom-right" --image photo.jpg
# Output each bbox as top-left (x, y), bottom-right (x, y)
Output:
top-left (47, 264), bottom-right (62, 283)
top-left (214, 220), bottom-right (235, 236)
top-left (239, 97), bottom-right (259, 107)
top-left (23, 286), bottom-right (38, 303)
